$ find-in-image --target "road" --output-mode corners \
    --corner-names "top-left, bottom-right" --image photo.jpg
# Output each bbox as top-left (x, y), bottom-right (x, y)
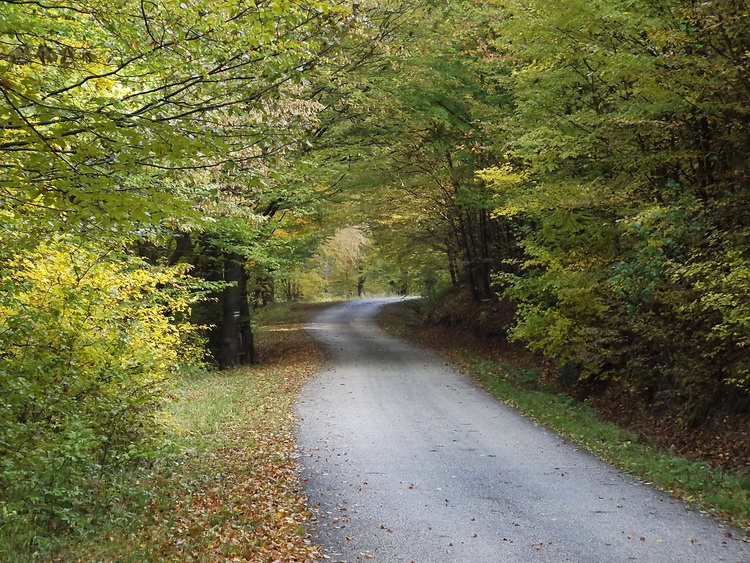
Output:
top-left (295, 298), bottom-right (748, 562)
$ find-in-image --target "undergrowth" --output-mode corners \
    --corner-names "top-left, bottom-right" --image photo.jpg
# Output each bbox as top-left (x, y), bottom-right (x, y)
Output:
top-left (2, 302), bottom-right (328, 561)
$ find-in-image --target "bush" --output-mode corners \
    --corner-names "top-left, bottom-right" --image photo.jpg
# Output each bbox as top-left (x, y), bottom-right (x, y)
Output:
top-left (0, 238), bottom-right (206, 542)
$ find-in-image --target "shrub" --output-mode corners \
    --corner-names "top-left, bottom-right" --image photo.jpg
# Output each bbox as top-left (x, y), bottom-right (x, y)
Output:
top-left (0, 238), bottom-right (206, 539)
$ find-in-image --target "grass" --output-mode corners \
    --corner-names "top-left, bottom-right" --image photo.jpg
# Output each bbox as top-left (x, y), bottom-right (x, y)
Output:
top-left (170, 368), bottom-right (289, 450)
top-left (379, 299), bottom-right (750, 536)
top-left (16, 301), bottom-right (329, 562)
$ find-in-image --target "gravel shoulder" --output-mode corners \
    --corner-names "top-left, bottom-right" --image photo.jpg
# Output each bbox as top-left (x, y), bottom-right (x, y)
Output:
top-left (295, 298), bottom-right (747, 562)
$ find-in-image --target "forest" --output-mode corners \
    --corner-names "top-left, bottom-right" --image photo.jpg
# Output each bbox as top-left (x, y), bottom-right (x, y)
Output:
top-left (0, 0), bottom-right (748, 553)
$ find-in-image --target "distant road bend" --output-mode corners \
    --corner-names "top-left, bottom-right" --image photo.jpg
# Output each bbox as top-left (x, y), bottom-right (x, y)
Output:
top-left (296, 298), bottom-right (748, 563)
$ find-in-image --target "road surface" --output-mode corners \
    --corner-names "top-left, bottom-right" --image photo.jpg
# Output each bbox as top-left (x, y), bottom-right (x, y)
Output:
top-left (295, 298), bottom-right (747, 562)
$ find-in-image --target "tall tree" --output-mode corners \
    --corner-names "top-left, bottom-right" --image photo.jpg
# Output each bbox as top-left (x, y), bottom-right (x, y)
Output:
top-left (1, 0), bottom-right (351, 227)
top-left (484, 0), bottom-right (750, 418)
top-left (0, 0), bottom-right (355, 538)
top-left (306, 0), bottom-right (520, 299)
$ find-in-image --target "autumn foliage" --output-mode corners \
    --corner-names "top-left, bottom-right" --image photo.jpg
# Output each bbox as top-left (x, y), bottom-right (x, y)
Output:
top-left (0, 237), bottom-right (207, 540)
top-left (1, 0), bottom-right (749, 555)
top-left (318, 0), bottom-right (750, 423)
top-left (485, 0), bottom-right (750, 420)
top-left (101, 308), bottom-right (326, 562)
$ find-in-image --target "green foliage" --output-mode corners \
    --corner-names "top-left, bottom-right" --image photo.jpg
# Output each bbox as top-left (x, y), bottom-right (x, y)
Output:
top-left (0, 0), bottom-right (351, 227)
top-left (301, 0), bottom-right (520, 300)
top-left (0, 0), bottom-right (356, 551)
top-left (483, 0), bottom-right (750, 414)
top-left (0, 236), bottom-right (210, 545)
top-left (1, 0), bottom-right (749, 549)
top-left (297, 0), bottom-right (749, 417)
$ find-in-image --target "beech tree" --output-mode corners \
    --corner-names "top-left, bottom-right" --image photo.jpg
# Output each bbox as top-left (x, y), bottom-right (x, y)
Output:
top-left (3, 0), bottom-right (749, 546)
top-left (484, 0), bottom-right (750, 419)
top-left (0, 0), bottom-right (353, 538)
top-left (1, 0), bottom-right (353, 365)
top-left (306, 0), bottom-right (521, 299)
top-left (303, 0), bottom-right (749, 420)
top-left (1, 0), bottom-right (350, 225)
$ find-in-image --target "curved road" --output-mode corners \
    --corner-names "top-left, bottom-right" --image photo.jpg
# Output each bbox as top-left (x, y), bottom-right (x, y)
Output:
top-left (295, 299), bottom-right (747, 562)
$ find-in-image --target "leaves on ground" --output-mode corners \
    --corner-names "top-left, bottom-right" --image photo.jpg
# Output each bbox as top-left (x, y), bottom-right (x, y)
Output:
top-left (141, 428), bottom-right (319, 562)
top-left (68, 306), bottom-right (329, 562)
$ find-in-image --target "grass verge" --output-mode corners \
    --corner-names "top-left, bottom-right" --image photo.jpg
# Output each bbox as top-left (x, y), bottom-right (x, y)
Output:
top-left (40, 301), bottom-right (330, 562)
top-left (379, 298), bottom-right (750, 536)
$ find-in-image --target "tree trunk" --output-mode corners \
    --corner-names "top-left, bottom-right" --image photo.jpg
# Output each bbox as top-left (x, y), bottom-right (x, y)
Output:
top-left (168, 232), bottom-right (193, 266)
top-left (239, 271), bottom-right (257, 365)
top-left (220, 252), bottom-right (255, 369)
top-left (323, 257), bottom-right (330, 300)
top-left (357, 265), bottom-right (366, 297)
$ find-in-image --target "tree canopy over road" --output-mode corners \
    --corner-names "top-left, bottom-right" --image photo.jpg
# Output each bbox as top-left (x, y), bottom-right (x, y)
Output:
top-left (1, 0), bottom-right (748, 550)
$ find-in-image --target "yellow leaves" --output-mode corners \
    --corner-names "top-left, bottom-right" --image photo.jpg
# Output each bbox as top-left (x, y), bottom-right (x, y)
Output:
top-left (0, 236), bottom-right (219, 544)
top-left (4, 237), bottom-right (205, 376)
top-left (477, 164), bottom-right (533, 218)
top-left (478, 164), bottom-right (528, 188)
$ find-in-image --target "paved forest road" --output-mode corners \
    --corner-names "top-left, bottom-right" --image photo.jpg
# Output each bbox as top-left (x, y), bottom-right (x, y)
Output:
top-left (295, 299), bottom-right (747, 562)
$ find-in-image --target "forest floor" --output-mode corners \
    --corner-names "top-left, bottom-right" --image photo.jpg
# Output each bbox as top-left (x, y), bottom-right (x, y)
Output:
top-left (50, 302), bottom-right (332, 562)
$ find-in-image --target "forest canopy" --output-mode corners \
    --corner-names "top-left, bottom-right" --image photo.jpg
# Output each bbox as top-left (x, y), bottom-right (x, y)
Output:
top-left (1, 0), bottom-right (748, 548)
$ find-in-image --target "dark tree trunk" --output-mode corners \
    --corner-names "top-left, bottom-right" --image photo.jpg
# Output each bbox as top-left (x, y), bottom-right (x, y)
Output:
top-left (168, 233), bottom-right (193, 266)
top-left (253, 273), bottom-right (275, 307)
top-left (449, 261), bottom-right (458, 287)
top-left (220, 252), bottom-right (256, 369)
top-left (357, 266), bottom-right (366, 298)
top-left (220, 253), bottom-right (242, 369)
top-left (239, 272), bottom-right (257, 365)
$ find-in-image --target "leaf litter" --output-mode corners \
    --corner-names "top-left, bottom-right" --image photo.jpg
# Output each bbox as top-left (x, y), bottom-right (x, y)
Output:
top-left (106, 307), bottom-right (328, 562)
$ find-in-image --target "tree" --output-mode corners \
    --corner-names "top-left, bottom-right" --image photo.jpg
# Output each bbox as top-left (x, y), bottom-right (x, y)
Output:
top-left (305, 0), bottom-right (521, 300)
top-left (0, 0), bottom-right (351, 226)
top-left (485, 0), bottom-right (750, 419)
top-left (0, 234), bottom-right (212, 531)
top-left (0, 0), bottom-right (355, 538)
top-left (1, 0), bottom-right (355, 369)
top-left (317, 226), bottom-right (370, 297)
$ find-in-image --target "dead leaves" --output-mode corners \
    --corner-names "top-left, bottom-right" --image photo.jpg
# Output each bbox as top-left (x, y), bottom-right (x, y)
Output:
top-left (144, 431), bottom-right (319, 561)
top-left (128, 316), bottom-right (325, 562)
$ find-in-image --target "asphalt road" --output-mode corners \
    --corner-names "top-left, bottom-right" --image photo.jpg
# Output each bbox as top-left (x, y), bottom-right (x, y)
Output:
top-left (295, 298), bottom-right (748, 562)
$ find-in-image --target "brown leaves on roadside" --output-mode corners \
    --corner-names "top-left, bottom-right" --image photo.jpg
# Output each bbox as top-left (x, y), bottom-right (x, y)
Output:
top-left (141, 430), bottom-right (321, 562)
top-left (131, 313), bottom-right (325, 562)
